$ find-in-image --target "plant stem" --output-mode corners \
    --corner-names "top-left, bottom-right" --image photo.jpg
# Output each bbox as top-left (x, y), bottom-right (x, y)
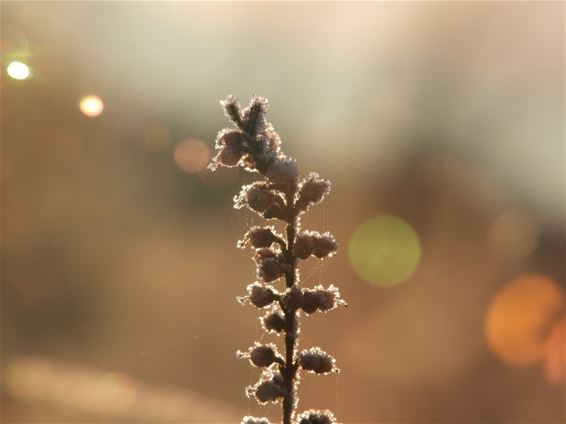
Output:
top-left (282, 187), bottom-right (299, 424)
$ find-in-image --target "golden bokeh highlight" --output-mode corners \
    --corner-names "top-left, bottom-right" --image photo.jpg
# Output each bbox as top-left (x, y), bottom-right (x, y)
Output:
top-left (543, 318), bottom-right (565, 385)
top-left (488, 209), bottom-right (539, 262)
top-left (7, 61), bottom-right (31, 80)
top-left (485, 274), bottom-right (564, 367)
top-left (349, 215), bottom-right (421, 287)
top-left (173, 138), bottom-right (210, 174)
top-left (79, 95), bottom-right (104, 118)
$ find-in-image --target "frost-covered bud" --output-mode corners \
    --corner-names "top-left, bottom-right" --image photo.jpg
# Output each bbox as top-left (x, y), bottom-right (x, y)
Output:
top-left (293, 233), bottom-right (317, 259)
top-left (249, 227), bottom-right (277, 248)
top-left (247, 373), bottom-right (286, 404)
top-left (281, 286), bottom-right (304, 312)
top-left (241, 417), bottom-right (270, 424)
top-left (238, 343), bottom-right (281, 367)
top-left (298, 348), bottom-right (337, 374)
top-left (297, 173), bottom-right (331, 209)
top-left (265, 156), bottom-right (299, 185)
top-left (300, 285), bottom-right (345, 314)
top-left (217, 144), bottom-right (245, 167)
top-left (302, 289), bottom-right (320, 314)
top-left (312, 233), bottom-right (338, 258)
top-left (263, 203), bottom-right (288, 221)
top-left (242, 96), bottom-right (269, 133)
top-left (262, 309), bottom-right (286, 333)
top-left (315, 285), bottom-right (344, 312)
top-left (221, 95), bottom-right (242, 126)
top-left (257, 257), bottom-right (283, 282)
top-left (297, 410), bottom-right (336, 424)
top-left (239, 226), bottom-right (278, 249)
top-left (234, 183), bottom-right (283, 214)
top-left (255, 248), bottom-right (277, 262)
top-left (244, 282), bottom-right (278, 308)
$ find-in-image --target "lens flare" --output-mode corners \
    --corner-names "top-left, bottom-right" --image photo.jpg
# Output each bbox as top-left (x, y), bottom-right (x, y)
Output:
top-left (6, 61), bottom-right (30, 80)
top-left (349, 215), bottom-right (421, 287)
top-left (79, 95), bottom-right (104, 118)
top-left (485, 274), bottom-right (564, 367)
top-left (173, 138), bottom-right (210, 174)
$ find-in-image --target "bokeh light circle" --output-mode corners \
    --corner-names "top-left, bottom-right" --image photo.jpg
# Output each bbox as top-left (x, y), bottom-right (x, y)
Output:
top-left (173, 138), bottom-right (210, 174)
top-left (543, 318), bottom-right (565, 385)
top-left (485, 274), bottom-right (564, 367)
top-left (349, 215), bottom-right (421, 287)
top-left (7, 61), bottom-right (30, 80)
top-left (79, 95), bottom-right (104, 118)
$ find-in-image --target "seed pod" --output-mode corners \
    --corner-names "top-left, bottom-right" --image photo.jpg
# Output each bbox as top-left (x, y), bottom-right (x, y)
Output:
top-left (298, 173), bottom-right (331, 208)
top-left (240, 343), bottom-right (281, 367)
top-left (257, 257), bottom-right (284, 283)
top-left (242, 95), bottom-right (269, 133)
top-left (261, 309), bottom-right (286, 333)
top-left (281, 286), bottom-right (304, 312)
top-left (221, 95), bottom-right (242, 126)
top-left (298, 348), bottom-right (337, 374)
top-left (247, 373), bottom-right (286, 404)
top-left (265, 156), bottom-right (299, 185)
top-left (312, 233), bottom-right (338, 258)
top-left (293, 233), bottom-right (317, 259)
top-left (296, 410), bottom-right (336, 424)
top-left (235, 183), bottom-right (283, 214)
top-left (244, 283), bottom-right (278, 308)
top-left (263, 203), bottom-right (288, 221)
top-left (248, 227), bottom-right (277, 248)
top-left (314, 285), bottom-right (340, 311)
top-left (302, 289), bottom-right (320, 314)
top-left (241, 417), bottom-right (270, 424)
top-left (255, 248), bottom-right (277, 261)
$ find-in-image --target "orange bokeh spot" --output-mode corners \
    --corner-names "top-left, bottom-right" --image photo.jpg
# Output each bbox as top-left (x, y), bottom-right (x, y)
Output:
top-left (173, 138), bottom-right (210, 174)
top-left (543, 318), bottom-right (565, 385)
top-left (485, 274), bottom-right (564, 367)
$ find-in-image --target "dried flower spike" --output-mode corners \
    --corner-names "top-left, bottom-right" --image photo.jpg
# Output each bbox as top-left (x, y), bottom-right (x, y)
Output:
top-left (208, 96), bottom-right (345, 424)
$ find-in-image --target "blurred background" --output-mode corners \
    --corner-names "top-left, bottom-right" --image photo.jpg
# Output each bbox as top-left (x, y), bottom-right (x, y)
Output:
top-left (1, 1), bottom-right (564, 423)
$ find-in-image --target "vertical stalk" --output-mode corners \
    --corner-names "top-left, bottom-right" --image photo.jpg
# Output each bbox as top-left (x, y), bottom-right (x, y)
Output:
top-left (282, 187), bottom-right (299, 424)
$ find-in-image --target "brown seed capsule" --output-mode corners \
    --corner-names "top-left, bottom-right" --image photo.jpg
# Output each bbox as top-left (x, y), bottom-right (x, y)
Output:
top-left (261, 310), bottom-right (286, 333)
top-left (281, 286), bottom-right (304, 312)
top-left (248, 283), bottom-right (278, 308)
top-left (312, 233), bottom-right (338, 258)
top-left (254, 249), bottom-right (277, 264)
top-left (296, 410), bottom-right (336, 424)
top-left (247, 227), bottom-right (277, 248)
top-left (257, 257), bottom-right (283, 282)
top-left (298, 348), bottom-right (336, 374)
top-left (300, 173), bottom-right (331, 204)
top-left (217, 144), bottom-right (244, 166)
top-left (293, 233), bottom-right (317, 259)
top-left (249, 343), bottom-right (280, 367)
top-left (241, 417), bottom-right (270, 424)
top-left (263, 203), bottom-right (287, 221)
top-left (247, 373), bottom-right (286, 404)
top-left (302, 289), bottom-right (320, 314)
top-left (265, 156), bottom-right (299, 185)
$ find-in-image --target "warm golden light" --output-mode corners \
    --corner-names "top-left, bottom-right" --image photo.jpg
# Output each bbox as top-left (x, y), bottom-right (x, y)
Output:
top-left (79, 95), bottom-right (104, 117)
top-left (349, 215), bottom-right (421, 287)
top-left (6, 61), bottom-right (30, 80)
top-left (485, 274), bottom-right (564, 367)
top-left (173, 138), bottom-right (210, 174)
top-left (543, 318), bottom-right (565, 385)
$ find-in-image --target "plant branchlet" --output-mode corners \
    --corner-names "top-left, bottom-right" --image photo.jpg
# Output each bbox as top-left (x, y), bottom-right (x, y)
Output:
top-left (208, 96), bottom-right (346, 424)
